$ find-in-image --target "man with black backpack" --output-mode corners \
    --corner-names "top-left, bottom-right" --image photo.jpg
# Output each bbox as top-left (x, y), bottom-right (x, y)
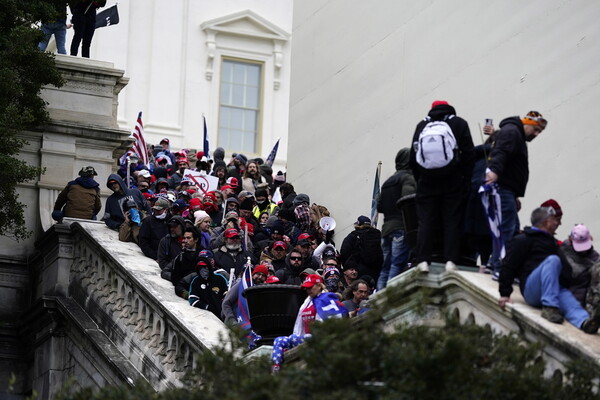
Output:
top-left (409, 100), bottom-right (474, 272)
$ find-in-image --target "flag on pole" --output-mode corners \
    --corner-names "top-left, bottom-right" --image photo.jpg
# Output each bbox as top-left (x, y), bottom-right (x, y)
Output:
top-left (479, 183), bottom-right (505, 259)
top-left (271, 186), bottom-right (282, 204)
top-left (203, 115), bottom-right (210, 159)
top-left (265, 138), bottom-right (280, 167)
top-left (371, 162), bottom-right (382, 227)
top-left (95, 4), bottom-right (120, 29)
top-left (121, 112), bottom-right (149, 168)
top-left (236, 258), bottom-right (254, 331)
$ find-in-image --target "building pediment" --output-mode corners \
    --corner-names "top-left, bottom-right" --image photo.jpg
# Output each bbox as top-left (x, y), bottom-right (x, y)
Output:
top-left (201, 9), bottom-right (289, 41)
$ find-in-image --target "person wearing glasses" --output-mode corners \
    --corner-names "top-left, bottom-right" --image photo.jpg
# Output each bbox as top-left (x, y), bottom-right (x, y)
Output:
top-left (485, 111), bottom-right (547, 279)
top-left (275, 250), bottom-right (306, 285)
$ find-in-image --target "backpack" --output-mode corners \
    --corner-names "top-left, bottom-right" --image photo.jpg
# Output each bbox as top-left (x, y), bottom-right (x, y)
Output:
top-left (415, 115), bottom-right (457, 170)
top-left (352, 230), bottom-right (383, 272)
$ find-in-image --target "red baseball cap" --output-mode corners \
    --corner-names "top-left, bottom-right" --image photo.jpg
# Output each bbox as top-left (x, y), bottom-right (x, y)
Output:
top-left (224, 228), bottom-right (240, 238)
top-left (301, 274), bottom-right (323, 288)
top-left (227, 177), bottom-right (239, 187)
top-left (298, 233), bottom-right (314, 241)
top-left (273, 241), bottom-right (287, 250)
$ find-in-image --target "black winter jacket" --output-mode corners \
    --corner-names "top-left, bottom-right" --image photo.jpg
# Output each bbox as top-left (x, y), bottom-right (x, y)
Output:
top-left (499, 227), bottom-right (571, 298)
top-left (377, 148), bottom-right (416, 236)
top-left (138, 215), bottom-right (169, 260)
top-left (487, 117), bottom-right (529, 197)
top-left (213, 246), bottom-right (256, 277)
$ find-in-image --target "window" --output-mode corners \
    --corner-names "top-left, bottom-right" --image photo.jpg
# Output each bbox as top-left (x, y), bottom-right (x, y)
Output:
top-left (218, 59), bottom-right (262, 153)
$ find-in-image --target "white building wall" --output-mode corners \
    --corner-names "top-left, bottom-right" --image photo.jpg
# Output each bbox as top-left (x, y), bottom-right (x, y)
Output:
top-left (289, 0), bottom-right (600, 240)
top-left (72, 0), bottom-right (293, 171)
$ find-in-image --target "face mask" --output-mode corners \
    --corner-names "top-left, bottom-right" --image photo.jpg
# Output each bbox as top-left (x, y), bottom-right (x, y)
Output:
top-left (325, 276), bottom-right (339, 292)
top-left (155, 211), bottom-right (167, 219)
top-left (199, 267), bottom-right (210, 280)
top-left (256, 200), bottom-right (266, 206)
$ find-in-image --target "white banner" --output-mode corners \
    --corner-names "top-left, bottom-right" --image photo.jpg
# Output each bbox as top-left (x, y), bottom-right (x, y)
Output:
top-left (183, 169), bottom-right (219, 194)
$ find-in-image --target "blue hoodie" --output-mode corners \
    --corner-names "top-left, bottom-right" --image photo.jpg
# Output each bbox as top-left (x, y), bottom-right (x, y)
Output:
top-left (103, 173), bottom-right (151, 230)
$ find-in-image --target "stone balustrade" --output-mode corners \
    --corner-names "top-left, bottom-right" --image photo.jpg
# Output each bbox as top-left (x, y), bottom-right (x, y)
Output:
top-left (35, 219), bottom-right (229, 391)
top-left (378, 264), bottom-right (600, 378)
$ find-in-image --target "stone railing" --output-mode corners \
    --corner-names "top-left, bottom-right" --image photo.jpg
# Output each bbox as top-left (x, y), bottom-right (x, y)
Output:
top-left (36, 219), bottom-right (229, 391)
top-left (378, 264), bottom-right (600, 378)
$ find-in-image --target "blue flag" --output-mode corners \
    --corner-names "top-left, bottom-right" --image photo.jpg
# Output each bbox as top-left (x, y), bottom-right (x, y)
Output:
top-left (236, 263), bottom-right (254, 330)
top-left (265, 138), bottom-right (280, 167)
top-left (479, 183), bottom-right (505, 259)
top-left (313, 292), bottom-right (348, 319)
top-left (203, 116), bottom-right (210, 159)
top-left (371, 162), bottom-right (381, 227)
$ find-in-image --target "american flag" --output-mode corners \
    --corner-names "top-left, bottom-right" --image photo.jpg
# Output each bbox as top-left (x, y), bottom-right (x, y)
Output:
top-left (125, 112), bottom-right (149, 167)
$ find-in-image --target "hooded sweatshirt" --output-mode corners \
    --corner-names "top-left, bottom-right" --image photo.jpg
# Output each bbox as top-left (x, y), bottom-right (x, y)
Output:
top-left (377, 148), bottom-right (416, 236)
top-left (103, 174), bottom-right (150, 230)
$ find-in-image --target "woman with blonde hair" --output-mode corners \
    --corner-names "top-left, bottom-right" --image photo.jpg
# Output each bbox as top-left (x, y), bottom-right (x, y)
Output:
top-left (194, 210), bottom-right (212, 249)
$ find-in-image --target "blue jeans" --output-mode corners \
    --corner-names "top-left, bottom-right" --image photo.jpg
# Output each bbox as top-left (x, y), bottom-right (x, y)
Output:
top-left (523, 255), bottom-right (589, 328)
top-left (489, 187), bottom-right (518, 273)
top-left (377, 229), bottom-right (411, 290)
top-left (38, 22), bottom-right (67, 55)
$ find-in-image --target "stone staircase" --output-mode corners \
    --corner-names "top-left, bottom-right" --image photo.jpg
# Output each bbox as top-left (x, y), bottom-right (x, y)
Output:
top-left (27, 219), bottom-right (229, 398)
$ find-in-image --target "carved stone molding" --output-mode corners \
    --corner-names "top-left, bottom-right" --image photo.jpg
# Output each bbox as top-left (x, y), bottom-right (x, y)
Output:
top-left (200, 10), bottom-right (290, 90)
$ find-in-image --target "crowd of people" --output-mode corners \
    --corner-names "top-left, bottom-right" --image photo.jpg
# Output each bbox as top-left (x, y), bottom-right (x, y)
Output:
top-left (52, 100), bottom-right (600, 371)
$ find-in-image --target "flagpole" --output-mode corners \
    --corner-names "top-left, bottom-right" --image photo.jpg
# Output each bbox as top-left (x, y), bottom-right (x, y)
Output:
top-left (375, 161), bottom-right (382, 228)
top-left (371, 161), bottom-right (382, 229)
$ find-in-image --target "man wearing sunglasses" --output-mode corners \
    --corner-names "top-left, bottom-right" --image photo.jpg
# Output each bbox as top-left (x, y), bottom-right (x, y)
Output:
top-left (485, 111), bottom-right (547, 279)
top-left (275, 250), bottom-right (305, 285)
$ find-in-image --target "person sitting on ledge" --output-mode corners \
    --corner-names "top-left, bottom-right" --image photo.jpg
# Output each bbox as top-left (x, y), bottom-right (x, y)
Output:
top-left (498, 207), bottom-right (600, 333)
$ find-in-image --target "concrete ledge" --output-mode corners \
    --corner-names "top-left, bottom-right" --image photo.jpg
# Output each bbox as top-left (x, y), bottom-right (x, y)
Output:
top-left (381, 265), bottom-right (600, 373)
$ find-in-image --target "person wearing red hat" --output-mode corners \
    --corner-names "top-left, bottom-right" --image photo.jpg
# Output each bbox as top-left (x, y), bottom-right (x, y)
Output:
top-left (409, 101), bottom-right (474, 273)
top-left (221, 264), bottom-right (268, 325)
top-left (485, 111), bottom-right (548, 278)
top-left (213, 228), bottom-right (257, 277)
top-left (540, 199), bottom-right (563, 235)
top-left (168, 157), bottom-right (190, 189)
top-left (261, 240), bottom-right (288, 271)
top-left (271, 273), bottom-right (348, 373)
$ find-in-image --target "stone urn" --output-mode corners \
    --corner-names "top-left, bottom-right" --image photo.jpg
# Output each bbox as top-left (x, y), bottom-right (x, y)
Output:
top-left (243, 284), bottom-right (306, 345)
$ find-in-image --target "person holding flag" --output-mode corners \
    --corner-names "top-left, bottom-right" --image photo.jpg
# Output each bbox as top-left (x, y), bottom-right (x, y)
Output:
top-left (271, 274), bottom-right (348, 373)
top-left (119, 112), bottom-right (149, 188)
top-left (221, 263), bottom-right (268, 328)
